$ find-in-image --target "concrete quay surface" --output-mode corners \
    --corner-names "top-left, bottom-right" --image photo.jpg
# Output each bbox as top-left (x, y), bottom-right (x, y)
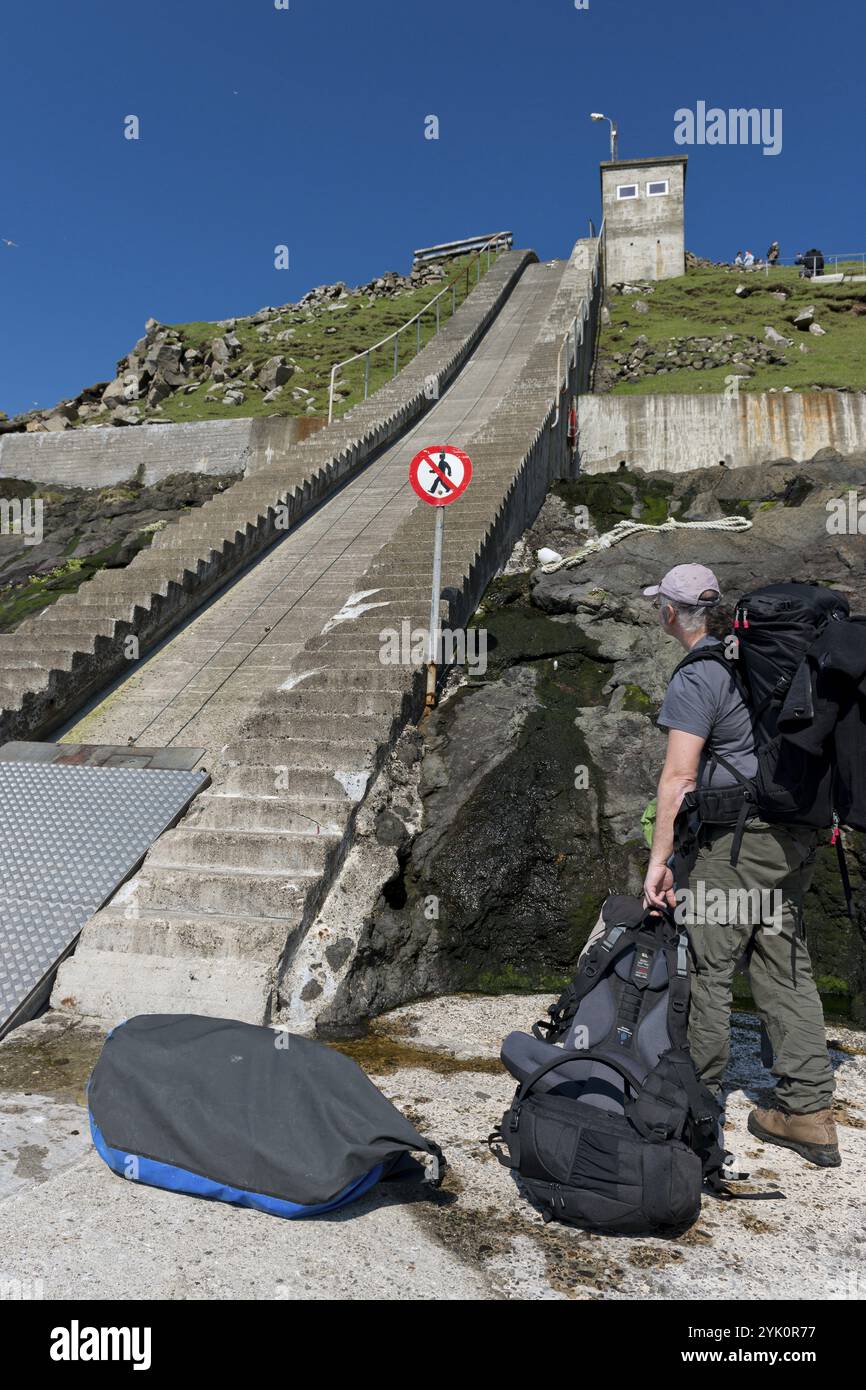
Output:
top-left (0, 1000), bottom-right (863, 1301)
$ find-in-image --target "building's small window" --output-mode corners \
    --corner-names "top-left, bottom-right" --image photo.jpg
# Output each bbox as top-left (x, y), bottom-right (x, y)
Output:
top-left (616, 184), bottom-right (638, 200)
top-left (646, 180), bottom-right (669, 196)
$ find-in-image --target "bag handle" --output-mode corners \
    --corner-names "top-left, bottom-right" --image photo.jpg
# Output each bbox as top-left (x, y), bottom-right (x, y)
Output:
top-left (515, 1047), bottom-right (641, 1106)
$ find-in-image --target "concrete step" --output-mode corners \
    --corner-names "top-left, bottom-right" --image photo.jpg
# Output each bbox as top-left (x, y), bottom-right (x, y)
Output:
top-left (53, 947), bottom-right (274, 1026)
top-left (233, 712), bottom-right (391, 743)
top-left (255, 688), bottom-right (406, 718)
top-left (220, 739), bottom-right (374, 775)
top-left (79, 906), bottom-right (292, 960)
top-left (0, 673), bottom-right (51, 706)
top-left (19, 615), bottom-right (119, 641)
top-left (211, 764), bottom-right (361, 802)
top-left (148, 826), bottom-right (339, 874)
top-left (132, 863), bottom-right (320, 920)
top-left (0, 649), bottom-right (78, 671)
top-left (186, 793), bottom-right (347, 835)
top-left (36, 598), bottom-right (148, 622)
top-left (268, 668), bottom-right (420, 694)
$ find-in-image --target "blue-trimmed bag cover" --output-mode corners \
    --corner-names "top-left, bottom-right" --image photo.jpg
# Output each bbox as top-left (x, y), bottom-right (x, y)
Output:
top-left (88, 1014), bottom-right (444, 1219)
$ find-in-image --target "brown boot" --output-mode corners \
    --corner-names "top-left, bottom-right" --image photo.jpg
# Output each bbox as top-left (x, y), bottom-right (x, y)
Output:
top-left (748, 1106), bottom-right (841, 1168)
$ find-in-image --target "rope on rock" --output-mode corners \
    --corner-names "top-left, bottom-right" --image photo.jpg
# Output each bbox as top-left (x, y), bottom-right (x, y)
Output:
top-left (541, 516), bottom-right (753, 574)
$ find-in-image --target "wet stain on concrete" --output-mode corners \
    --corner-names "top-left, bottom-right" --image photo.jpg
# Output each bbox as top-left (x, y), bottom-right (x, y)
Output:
top-left (0, 1024), bottom-right (104, 1105)
top-left (329, 1032), bottom-right (501, 1077)
top-left (11, 1143), bottom-right (50, 1182)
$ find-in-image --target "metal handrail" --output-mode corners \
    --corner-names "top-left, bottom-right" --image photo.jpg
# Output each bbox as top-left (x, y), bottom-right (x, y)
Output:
top-left (728, 251), bottom-right (866, 276)
top-left (327, 230), bottom-right (512, 422)
top-left (552, 221), bottom-right (605, 428)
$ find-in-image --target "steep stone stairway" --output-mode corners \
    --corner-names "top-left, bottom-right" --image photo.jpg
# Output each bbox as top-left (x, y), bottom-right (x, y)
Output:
top-left (49, 244), bottom-right (600, 1026)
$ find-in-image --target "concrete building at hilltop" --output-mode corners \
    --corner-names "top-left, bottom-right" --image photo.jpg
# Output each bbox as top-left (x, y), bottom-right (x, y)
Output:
top-left (600, 155), bottom-right (687, 283)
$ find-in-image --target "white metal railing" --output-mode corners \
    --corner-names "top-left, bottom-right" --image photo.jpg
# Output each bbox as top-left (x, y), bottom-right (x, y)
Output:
top-left (551, 220), bottom-right (605, 428)
top-left (327, 231), bottom-right (512, 423)
top-left (729, 251), bottom-right (866, 277)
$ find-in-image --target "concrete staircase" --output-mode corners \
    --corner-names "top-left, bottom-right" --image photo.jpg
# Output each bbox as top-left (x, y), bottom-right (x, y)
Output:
top-left (0, 250), bottom-right (535, 746)
top-left (52, 242), bottom-right (602, 1027)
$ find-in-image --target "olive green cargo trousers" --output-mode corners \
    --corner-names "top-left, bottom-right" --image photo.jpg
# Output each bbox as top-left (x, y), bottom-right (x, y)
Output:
top-left (675, 819), bottom-right (834, 1115)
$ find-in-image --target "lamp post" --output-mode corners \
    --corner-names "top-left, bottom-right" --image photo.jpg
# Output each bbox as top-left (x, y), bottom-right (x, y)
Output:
top-left (590, 112), bottom-right (619, 162)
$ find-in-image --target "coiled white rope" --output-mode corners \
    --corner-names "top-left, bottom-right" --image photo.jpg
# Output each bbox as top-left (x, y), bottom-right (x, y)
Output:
top-left (541, 515), bottom-right (753, 573)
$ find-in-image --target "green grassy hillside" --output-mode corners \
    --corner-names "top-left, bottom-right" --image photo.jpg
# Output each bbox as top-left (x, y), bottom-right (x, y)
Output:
top-left (596, 264), bottom-right (866, 395)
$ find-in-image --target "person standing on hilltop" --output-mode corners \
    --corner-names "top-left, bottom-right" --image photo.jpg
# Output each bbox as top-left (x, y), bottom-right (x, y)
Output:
top-left (767, 241), bottom-right (780, 267)
top-left (641, 563), bottom-right (840, 1170)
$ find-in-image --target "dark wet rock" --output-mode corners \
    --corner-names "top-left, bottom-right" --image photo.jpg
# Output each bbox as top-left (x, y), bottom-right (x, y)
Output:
top-left (331, 456), bottom-right (866, 1024)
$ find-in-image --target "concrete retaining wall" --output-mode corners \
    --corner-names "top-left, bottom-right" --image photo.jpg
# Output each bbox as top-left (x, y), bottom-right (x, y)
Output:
top-left (0, 250), bottom-right (538, 744)
top-left (0, 416), bottom-right (327, 488)
top-left (578, 390), bottom-right (866, 473)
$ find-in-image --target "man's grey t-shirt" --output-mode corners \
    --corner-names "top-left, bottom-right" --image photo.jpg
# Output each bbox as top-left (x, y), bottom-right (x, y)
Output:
top-left (657, 636), bottom-right (757, 787)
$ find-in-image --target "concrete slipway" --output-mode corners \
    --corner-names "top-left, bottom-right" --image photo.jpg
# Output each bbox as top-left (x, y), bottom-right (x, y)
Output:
top-left (47, 250), bottom-right (590, 1027)
top-left (1, 1000), bottom-right (864, 1300)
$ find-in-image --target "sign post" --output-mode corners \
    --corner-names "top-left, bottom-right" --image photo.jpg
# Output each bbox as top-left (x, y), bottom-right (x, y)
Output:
top-left (408, 446), bottom-right (473, 709)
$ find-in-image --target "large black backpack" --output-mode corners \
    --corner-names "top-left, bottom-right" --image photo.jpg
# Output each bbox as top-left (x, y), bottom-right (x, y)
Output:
top-left (674, 583), bottom-right (853, 884)
top-left (490, 899), bottom-right (727, 1234)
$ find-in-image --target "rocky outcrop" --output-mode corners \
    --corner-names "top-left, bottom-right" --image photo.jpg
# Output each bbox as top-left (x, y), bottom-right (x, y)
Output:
top-left (322, 454), bottom-right (866, 1028)
top-left (596, 328), bottom-right (790, 391)
top-left (0, 471), bottom-right (240, 632)
top-left (3, 261), bottom-right (450, 434)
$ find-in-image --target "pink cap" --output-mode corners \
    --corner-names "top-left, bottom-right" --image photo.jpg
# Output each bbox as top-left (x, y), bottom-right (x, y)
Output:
top-left (643, 564), bottom-right (721, 605)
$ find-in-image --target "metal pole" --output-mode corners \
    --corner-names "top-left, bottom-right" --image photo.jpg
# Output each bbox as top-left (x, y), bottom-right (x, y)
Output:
top-left (417, 314), bottom-right (421, 354)
top-left (364, 351), bottom-right (370, 400)
top-left (425, 506), bottom-right (445, 709)
top-left (393, 331), bottom-right (399, 377)
top-left (436, 297), bottom-right (441, 333)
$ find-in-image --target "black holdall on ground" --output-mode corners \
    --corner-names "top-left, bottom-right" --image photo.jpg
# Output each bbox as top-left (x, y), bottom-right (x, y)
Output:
top-left (88, 1014), bottom-right (445, 1219)
top-left (490, 899), bottom-right (728, 1234)
top-left (672, 582), bottom-right (863, 908)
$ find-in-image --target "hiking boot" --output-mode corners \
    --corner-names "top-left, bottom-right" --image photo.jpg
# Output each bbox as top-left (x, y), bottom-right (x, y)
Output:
top-left (747, 1106), bottom-right (841, 1168)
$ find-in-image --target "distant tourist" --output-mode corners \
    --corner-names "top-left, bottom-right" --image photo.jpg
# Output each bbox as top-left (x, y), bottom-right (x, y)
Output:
top-left (733, 250), bottom-right (744, 267)
top-left (743, 249), bottom-right (755, 269)
top-left (796, 248), bottom-right (825, 279)
top-left (767, 240), bottom-right (780, 267)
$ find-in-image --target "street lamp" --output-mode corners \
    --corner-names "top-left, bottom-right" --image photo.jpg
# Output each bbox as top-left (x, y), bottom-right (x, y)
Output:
top-left (590, 112), bottom-right (619, 163)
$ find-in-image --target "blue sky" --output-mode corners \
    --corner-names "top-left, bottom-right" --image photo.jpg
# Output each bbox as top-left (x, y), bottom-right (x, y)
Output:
top-left (1, 0), bottom-right (863, 417)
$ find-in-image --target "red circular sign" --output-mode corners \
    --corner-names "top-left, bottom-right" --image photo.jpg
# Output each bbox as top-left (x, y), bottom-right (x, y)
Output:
top-left (409, 446), bottom-right (472, 507)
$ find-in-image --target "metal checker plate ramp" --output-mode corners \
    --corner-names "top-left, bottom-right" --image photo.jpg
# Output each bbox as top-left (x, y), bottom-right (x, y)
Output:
top-left (0, 761), bottom-right (207, 1035)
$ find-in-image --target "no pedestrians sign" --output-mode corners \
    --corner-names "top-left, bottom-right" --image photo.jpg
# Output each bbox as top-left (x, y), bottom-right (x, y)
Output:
top-left (409, 446), bottom-right (472, 507)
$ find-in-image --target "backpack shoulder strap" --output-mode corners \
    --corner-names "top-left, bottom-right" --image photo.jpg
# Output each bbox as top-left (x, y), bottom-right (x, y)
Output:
top-left (673, 642), bottom-right (750, 701)
top-left (663, 930), bottom-right (691, 1048)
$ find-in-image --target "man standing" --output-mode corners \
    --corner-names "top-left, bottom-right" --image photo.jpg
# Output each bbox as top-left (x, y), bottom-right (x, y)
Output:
top-left (641, 564), bottom-right (839, 1168)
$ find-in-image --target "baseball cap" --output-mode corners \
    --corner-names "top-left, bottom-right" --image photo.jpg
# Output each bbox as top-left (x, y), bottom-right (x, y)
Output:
top-left (642, 564), bottom-right (721, 605)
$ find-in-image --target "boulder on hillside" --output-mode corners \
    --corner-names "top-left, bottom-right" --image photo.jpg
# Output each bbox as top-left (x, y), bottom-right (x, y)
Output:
top-left (257, 356), bottom-right (294, 391)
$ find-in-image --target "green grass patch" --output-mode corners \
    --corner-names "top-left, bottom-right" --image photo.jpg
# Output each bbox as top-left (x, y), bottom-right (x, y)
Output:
top-left (0, 538), bottom-right (152, 633)
top-left (141, 253), bottom-right (499, 427)
top-left (598, 264), bottom-right (866, 395)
